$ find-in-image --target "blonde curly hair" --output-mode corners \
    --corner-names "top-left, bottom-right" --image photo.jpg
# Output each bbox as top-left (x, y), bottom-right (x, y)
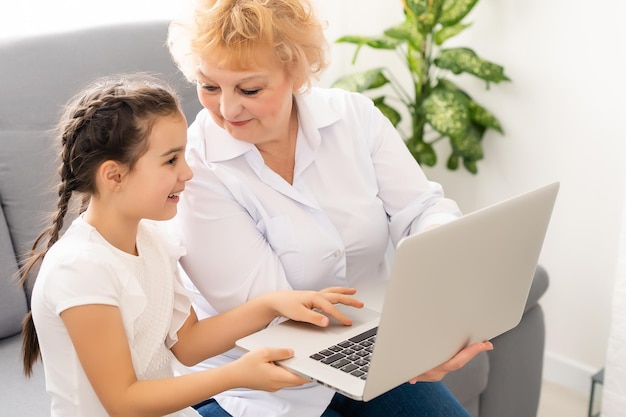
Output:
top-left (167, 0), bottom-right (329, 93)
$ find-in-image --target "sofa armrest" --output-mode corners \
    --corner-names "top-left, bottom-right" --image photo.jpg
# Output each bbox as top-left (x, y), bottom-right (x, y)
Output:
top-left (524, 264), bottom-right (549, 314)
top-left (479, 265), bottom-right (549, 417)
top-left (444, 265), bottom-right (549, 417)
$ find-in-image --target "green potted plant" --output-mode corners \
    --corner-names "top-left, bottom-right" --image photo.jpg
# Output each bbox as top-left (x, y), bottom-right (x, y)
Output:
top-left (332, 0), bottom-right (510, 173)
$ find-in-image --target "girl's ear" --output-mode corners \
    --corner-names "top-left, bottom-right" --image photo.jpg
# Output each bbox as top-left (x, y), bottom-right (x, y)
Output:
top-left (98, 160), bottom-right (125, 192)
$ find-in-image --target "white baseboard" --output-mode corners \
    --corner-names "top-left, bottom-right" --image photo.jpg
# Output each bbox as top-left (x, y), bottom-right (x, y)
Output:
top-left (543, 350), bottom-right (600, 395)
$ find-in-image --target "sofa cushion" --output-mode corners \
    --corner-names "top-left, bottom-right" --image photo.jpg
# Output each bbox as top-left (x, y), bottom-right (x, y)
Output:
top-left (0, 335), bottom-right (49, 413)
top-left (0, 206), bottom-right (27, 339)
top-left (1, 129), bottom-right (59, 338)
top-left (0, 21), bottom-right (201, 131)
top-left (0, 130), bottom-right (59, 297)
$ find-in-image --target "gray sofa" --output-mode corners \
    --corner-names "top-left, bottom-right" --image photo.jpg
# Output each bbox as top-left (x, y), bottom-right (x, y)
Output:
top-left (0, 21), bottom-right (549, 417)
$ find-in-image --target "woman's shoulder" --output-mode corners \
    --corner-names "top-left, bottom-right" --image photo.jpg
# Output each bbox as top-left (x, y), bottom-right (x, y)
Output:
top-left (296, 86), bottom-right (371, 117)
top-left (297, 87), bottom-right (378, 131)
top-left (306, 86), bottom-right (375, 110)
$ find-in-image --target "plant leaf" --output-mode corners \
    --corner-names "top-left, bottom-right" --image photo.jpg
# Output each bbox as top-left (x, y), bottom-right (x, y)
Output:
top-left (422, 88), bottom-right (471, 139)
top-left (434, 78), bottom-right (470, 97)
top-left (469, 101), bottom-right (503, 133)
top-left (331, 68), bottom-right (390, 93)
top-left (450, 123), bottom-right (484, 161)
top-left (463, 158), bottom-right (478, 174)
top-left (333, 0), bottom-right (508, 174)
top-left (373, 96), bottom-right (403, 127)
top-left (421, 0), bottom-right (445, 34)
top-left (434, 47), bottom-right (510, 83)
top-left (335, 35), bottom-right (401, 50)
top-left (434, 22), bottom-right (472, 45)
top-left (439, 0), bottom-right (479, 27)
top-left (384, 21), bottom-right (424, 50)
top-left (404, 0), bottom-right (445, 34)
top-left (409, 138), bottom-right (438, 166)
top-left (433, 80), bottom-right (502, 135)
top-left (447, 153), bottom-right (460, 170)
top-left (404, 0), bottom-right (429, 17)
top-left (407, 47), bottom-right (426, 89)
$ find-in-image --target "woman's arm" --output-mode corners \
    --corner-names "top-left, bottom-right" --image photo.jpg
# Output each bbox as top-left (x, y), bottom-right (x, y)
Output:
top-left (61, 304), bottom-right (312, 417)
top-left (363, 98), bottom-right (462, 240)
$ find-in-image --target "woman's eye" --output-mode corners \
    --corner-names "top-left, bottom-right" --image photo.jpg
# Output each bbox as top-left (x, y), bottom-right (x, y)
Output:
top-left (200, 83), bottom-right (218, 92)
top-left (241, 88), bottom-right (260, 96)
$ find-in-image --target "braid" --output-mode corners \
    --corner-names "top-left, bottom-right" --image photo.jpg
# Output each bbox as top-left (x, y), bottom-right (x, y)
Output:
top-left (20, 184), bottom-right (72, 377)
top-left (20, 73), bottom-right (182, 377)
top-left (21, 113), bottom-right (82, 271)
top-left (49, 179), bottom-right (73, 247)
top-left (21, 312), bottom-right (39, 377)
top-left (20, 131), bottom-right (77, 378)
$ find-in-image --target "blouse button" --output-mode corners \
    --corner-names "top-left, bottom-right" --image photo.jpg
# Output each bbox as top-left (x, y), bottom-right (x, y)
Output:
top-left (333, 249), bottom-right (342, 258)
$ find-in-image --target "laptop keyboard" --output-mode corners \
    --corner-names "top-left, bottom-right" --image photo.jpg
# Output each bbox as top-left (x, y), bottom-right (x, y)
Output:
top-left (309, 327), bottom-right (378, 380)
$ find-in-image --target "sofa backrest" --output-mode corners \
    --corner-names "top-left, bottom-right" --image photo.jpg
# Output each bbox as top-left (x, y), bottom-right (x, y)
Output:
top-left (0, 21), bottom-right (202, 339)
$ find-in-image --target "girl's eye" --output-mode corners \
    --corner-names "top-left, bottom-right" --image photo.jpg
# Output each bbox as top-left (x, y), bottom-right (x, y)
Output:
top-left (167, 156), bottom-right (178, 165)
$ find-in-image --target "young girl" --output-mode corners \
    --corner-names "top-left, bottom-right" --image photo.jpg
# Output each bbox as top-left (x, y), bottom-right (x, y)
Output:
top-left (20, 74), bottom-right (362, 417)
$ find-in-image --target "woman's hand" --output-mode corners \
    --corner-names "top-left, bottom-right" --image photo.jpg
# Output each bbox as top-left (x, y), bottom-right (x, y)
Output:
top-left (408, 341), bottom-right (494, 383)
top-left (229, 347), bottom-right (310, 391)
top-left (262, 286), bottom-right (364, 327)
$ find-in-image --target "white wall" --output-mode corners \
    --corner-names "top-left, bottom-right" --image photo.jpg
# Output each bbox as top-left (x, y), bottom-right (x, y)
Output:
top-left (0, 1), bottom-right (190, 40)
top-left (3, 0), bottom-right (624, 400)
top-left (315, 0), bottom-right (626, 397)
top-left (603, 203), bottom-right (626, 415)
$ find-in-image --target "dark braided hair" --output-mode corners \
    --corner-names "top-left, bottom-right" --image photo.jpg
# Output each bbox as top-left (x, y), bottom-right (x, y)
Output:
top-left (21, 73), bottom-right (182, 376)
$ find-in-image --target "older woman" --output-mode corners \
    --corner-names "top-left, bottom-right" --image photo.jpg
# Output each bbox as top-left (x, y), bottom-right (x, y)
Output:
top-left (167, 1), bottom-right (492, 416)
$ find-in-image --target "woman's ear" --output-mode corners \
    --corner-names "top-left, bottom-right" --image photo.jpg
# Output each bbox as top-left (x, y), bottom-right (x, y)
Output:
top-left (286, 65), bottom-right (306, 93)
top-left (98, 160), bottom-right (125, 192)
top-left (292, 76), bottom-right (306, 93)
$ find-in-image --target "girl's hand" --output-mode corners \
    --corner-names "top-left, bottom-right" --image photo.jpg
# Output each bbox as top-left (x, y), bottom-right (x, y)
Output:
top-left (230, 347), bottom-right (310, 391)
top-left (262, 287), bottom-right (364, 327)
top-left (408, 341), bottom-right (494, 383)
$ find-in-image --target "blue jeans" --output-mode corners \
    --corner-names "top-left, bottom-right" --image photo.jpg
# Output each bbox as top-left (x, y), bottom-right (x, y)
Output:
top-left (194, 398), bottom-right (233, 417)
top-left (322, 382), bottom-right (470, 417)
top-left (194, 381), bottom-right (469, 417)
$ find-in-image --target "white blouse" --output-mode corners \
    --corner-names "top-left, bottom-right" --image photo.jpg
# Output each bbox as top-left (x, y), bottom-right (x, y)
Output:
top-left (173, 87), bottom-right (461, 417)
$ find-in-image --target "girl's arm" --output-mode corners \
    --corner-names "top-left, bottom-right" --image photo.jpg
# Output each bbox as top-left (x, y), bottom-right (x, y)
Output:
top-left (61, 304), bottom-right (309, 417)
top-left (171, 287), bottom-right (364, 366)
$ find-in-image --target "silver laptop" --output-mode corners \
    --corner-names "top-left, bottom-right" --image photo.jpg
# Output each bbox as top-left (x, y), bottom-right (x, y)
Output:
top-left (236, 182), bottom-right (559, 402)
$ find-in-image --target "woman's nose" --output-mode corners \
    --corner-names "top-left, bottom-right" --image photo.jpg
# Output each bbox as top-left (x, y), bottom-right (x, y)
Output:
top-left (219, 92), bottom-right (242, 121)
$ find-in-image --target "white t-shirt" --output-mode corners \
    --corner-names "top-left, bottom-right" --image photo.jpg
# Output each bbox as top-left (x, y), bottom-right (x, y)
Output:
top-left (173, 87), bottom-right (462, 417)
top-left (31, 216), bottom-right (197, 417)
